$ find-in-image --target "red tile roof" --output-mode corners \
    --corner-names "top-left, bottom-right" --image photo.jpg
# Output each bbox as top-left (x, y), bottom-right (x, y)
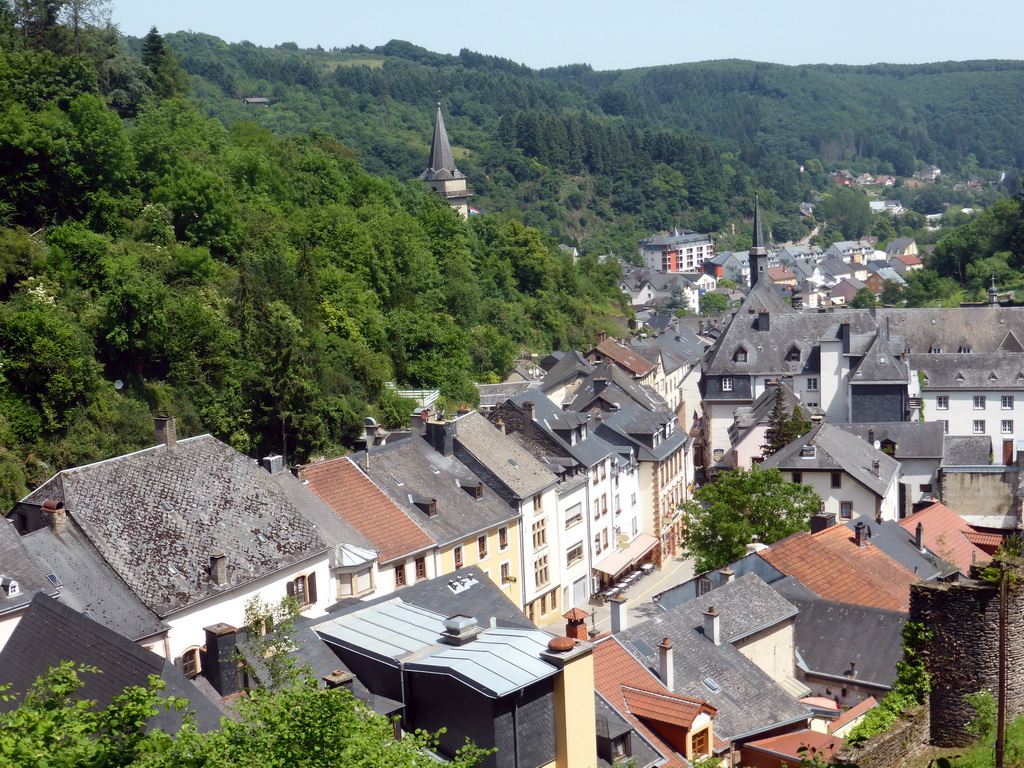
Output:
top-left (830, 696), bottom-right (877, 733)
top-left (593, 637), bottom-right (715, 767)
top-left (760, 526), bottom-right (921, 612)
top-left (898, 502), bottom-right (992, 574)
top-left (563, 607), bottom-right (589, 621)
top-left (301, 456), bottom-right (434, 563)
top-left (742, 729), bottom-right (843, 763)
top-left (593, 339), bottom-right (656, 377)
top-left (964, 530), bottom-right (1005, 552)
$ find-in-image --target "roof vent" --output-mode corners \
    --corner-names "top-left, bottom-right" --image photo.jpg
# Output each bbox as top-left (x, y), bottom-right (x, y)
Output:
top-left (262, 455), bottom-right (284, 474)
top-left (441, 614), bottom-right (482, 646)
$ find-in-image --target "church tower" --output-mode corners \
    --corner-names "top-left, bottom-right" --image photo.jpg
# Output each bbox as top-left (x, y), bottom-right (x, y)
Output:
top-left (419, 103), bottom-right (473, 218)
top-left (748, 193), bottom-right (768, 287)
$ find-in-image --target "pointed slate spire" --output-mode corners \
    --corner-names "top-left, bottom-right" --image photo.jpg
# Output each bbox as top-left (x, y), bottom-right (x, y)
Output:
top-left (420, 102), bottom-right (464, 181)
top-left (748, 193), bottom-right (768, 287)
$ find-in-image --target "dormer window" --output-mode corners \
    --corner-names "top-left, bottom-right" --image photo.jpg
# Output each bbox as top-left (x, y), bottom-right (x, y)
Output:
top-left (786, 346), bottom-right (800, 362)
top-left (734, 348), bottom-right (748, 363)
top-left (800, 445), bottom-right (815, 458)
top-left (1, 578), bottom-right (19, 597)
top-left (929, 345), bottom-right (942, 354)
top-left (959, 346), bottom-right (971, 354)
top-left (721, 376), bottom-right (734, 392)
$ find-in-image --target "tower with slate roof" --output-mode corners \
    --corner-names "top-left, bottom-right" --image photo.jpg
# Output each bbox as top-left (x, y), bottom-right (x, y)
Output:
top-left (748, 193), bottom-right (768, 288)
top-left (420, 103), bottom-right (473, 218)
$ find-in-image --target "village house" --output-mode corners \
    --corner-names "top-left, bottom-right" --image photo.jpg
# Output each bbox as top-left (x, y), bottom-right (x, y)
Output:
top-left (639, 230), bottom-right (715, 273)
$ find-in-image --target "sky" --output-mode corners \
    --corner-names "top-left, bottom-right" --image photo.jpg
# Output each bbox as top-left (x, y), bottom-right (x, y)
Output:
top-left (111, 1), bottom-right (1024, 71)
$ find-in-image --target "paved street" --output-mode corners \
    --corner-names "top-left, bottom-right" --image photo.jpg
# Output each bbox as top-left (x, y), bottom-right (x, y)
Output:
top-left (539, 554), bottom-right (696, 635)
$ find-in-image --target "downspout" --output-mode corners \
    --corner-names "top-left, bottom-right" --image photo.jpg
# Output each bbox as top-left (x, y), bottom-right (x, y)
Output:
top-left (512, 688), bottom-right (524, 767)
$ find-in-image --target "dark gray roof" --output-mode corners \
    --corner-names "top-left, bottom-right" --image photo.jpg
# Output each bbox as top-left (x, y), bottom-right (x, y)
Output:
top-left (0, 594), bottom-right (222, 733)
top-left (878, 307), bottom-right (1024, 355)
top-left (0, 519), bottom-right (57, 617)
top-left (761, 423), bottom-right (899, 498)
top-left (786, 595), bottom-right (906, 690)
top-left (540, 350), bottom-right (595, 393)
top-left (594, 399), bottom-right (687, 463)
top-left (477, 381), bottom-right (535, 408)
top-left (419, 104), bottom-right (465, 181)
top-left (504, 391), bottom-right (624, 469)
top-left (329, 565), bottom-right (535, 630)
top-left (565, 362), bottom-right (665, 412)
top-left (832, 422), bottom-right (945, 460)
top-left (619, 573), bottom-right (807, 741)
top-left (20, 436), bottom-right (333, 616)
top-left (728, 382), bottom-right (804, 449)
top-left (916, 353), bottom-right (1024, 390)
top-left (359, 437), bottom-right (519, 547)
top-left (849, 333), bottom-right (910, 383)
top-left (452, 412), bottom-right (557, 498)
top-left (21, 523), bottom-right (167, 640)
top-left (840, 517), bottom-right (952, 580)
top-left (944, 435), bottom-right (993, 466)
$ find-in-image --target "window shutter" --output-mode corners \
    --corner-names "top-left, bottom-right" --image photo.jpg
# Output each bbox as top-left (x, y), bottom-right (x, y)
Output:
top-left (286, 580), bottom-right (295, 598)
top-left (307, 573), bottom-right (318, 605)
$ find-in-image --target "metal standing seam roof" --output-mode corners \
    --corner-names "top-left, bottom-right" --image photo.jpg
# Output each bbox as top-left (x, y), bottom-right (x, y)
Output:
top-left (313, 598), bottom-right (559, 698)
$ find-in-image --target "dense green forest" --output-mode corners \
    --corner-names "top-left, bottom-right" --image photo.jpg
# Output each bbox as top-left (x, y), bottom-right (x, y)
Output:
top-left (0, 14), bottom-right (629, 512)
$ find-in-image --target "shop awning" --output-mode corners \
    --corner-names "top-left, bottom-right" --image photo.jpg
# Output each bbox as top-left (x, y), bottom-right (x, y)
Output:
top-left (594, 533), bottom-right (658, 577)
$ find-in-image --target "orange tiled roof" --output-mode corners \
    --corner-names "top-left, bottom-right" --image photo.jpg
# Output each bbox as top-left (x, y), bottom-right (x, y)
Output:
top-left (593, 637), bottom-right (715, 767)
top-left (594, 339), bottom-right (656, 377)
top-left (830, 696), bottom-right (877, 733)
top-left (563, 607), bottom-right (589, 621)
top-left (760, 526), bottom-right (920, 612)
top-left (302, 456), bottom-right (435, 563)
top-left (964, 530), bottom-right (1005, 551)
top-left (898, 502), bottom-right (992, 574)
top-left (743, 730), bottom-right (843, 762)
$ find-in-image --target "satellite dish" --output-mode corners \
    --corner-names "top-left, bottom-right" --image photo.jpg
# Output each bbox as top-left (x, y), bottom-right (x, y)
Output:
top-left (114, 380), bottom-right (124, 391)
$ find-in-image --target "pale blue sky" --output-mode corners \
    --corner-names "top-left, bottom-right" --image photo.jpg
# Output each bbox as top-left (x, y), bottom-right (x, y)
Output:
top-left (112, 1), bottom-right (1022, 71)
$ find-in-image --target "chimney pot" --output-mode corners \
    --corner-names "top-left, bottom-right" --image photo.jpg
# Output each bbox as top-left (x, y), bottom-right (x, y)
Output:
top-left (658, 637), bottom-right (675, 690)
top-left (703, 606), bottom-right (721, 645)
top-left (41, 499), bottom-right (67, 534)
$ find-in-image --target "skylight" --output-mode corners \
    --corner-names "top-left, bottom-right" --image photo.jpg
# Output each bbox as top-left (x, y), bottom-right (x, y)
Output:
top-left (46, 573), bottom-right (63, 588)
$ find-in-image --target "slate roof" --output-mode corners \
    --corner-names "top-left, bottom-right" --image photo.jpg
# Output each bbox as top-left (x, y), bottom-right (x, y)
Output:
top-left (19, 435), bottom-right (333, 616)
top-left (452, 411), bottom-right (558, 498)
top-left (593, 636), bottom-right (715, 768)
top-left (539, 350), bottom-right (595, 394)
top-left (877, 307), bottom-right (1024, 355)
top-left (0, 519), bottom-right (57, 618)
top-left (832, 422), bottom-right (945, 460)
top-left (915, 353), bottom-right (1024, 390)
top-left (0, 594), bottom-right (222, 733)
top-left (594, 399), bottom-right (687, 463)
top-left (944, 435), bottom-right (993, 465)
top-left (20, 522), bottom-right (167, 641)
top-left (728, 381), bottom-right (804, 449)
top-left (759, 526), bottom-right (921, 611)
top-left (356, 436), bottom-right (519, 548)
top-left (419, 103), bottom-right (465, 181)
top-left (761, 422), bottom-right (899, 498)
top-left (898, 502), bottom-right (991, 575)
top-left (618, 574), bottom-right (809, 743)
top-left (477, 381), bottom-right (534, 408)
top-left (301, 456), bottom-right (434, 565)
top-left (787, 594), bottom-right (906, 690)
top-left (845, 518), bottom-right (953, 580)
top-left (566, 362), bottom-right (666, 412)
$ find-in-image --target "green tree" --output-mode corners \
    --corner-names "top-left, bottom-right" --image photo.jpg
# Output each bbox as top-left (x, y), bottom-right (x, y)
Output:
top-left (879, 279), bottom-right (905, 306)
top-left (666, 283), bottom-right (691, 316)
top-left (699, 292), bottom-right (729, 316)
top-left (680, 465), bottom-right (821, 572)
top-left (761, 386), bottom-right (811, 458)
top-left (819, 188), bottom-right (871, 241)
top-left (849, 287), bottom-right (877, 308)
top-left (141, 26), bottom-right (189, 99)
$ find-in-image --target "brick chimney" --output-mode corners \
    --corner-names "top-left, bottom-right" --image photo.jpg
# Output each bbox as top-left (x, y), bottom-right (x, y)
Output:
top-left (703, 606), bottom-right (721, 645)
top-left (41, 499), bottom-right (66, 535)
top-left (609, 594), bottom-right (628, 634)
top-left (153, 414), bottom-right (176, 447)
top-left (564, 608), bottom-right (589, 641)
top-left (203, 623), bottom-right (240, 697)
top-left (854, 521), bottom-right (868, 548)
top-left (658, 638), bottom-right (674, 690)
top-left (209, 553), bottom-right (227, 586)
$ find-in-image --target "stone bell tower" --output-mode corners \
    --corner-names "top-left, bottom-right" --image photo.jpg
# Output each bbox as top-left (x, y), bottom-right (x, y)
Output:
top-left (419, 103), bottom-right (473, 218)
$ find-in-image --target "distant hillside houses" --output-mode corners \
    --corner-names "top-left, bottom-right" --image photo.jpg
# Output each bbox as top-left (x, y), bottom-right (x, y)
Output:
top-left (639, 229), bottom-right (715, 273)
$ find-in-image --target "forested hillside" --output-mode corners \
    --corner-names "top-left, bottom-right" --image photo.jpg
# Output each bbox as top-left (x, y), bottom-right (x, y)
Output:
top-left (0, 19), bottom-right (628, 513)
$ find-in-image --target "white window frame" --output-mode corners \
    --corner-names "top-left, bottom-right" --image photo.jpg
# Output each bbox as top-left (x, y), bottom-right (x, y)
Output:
top-left (721, 377), bottom-right (733, 392)
top-left (936, 396), bottom-right (949, 410)
top-left (974, 420), bottom-right (986, 434)
top-left (1002, 396), bottom-right (1015, 410)
top-left (806, 377), bottom-right (818, 391)
top-left (974, 396), bottom-right (987, 410)
top-left (1002, 420), bottom-right (1014, 434)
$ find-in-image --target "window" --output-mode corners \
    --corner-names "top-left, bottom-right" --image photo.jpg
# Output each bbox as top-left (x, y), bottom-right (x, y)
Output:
top-left (413, 557), bottom-right (427, 581)
top-left (600, 461), bottom-right (607, 481)
top-left (602, 529), bottom-right (609, 548)
top-left (478, 535), bottom-right (488, 560)
top-left (630, 492), bottom-right (637, 506)
top-left (698, 578), bottom-right (713, 596)
top-left (807, 377), bottom-right (818, 391)
top-left (974, 396), bottom-right (987, 410)
top-left (533, 493), bottom-right (543, 512)
top-left (565, 503), bottom-right (583, 529)
top-left (831, 472), bottom-right (842, 489)
top-left (337, 567), bottom-right (374, 597)
top-left (611, 734), bottom-right (630, 762)
top-left (721, 377), bottom-right (734, 392)
top-left (929, 345), bottom-right (942, 354)
top-left (499, 526), bottom-right (509, 550)
top-left (394, 564), bottom-right (406, 587)
top-left (974, 420), bottom-right (986, 434)
top-left (786, 346), bottom-right (800, 362)
top-left (920, 484), bottom-right (933, 494)
top-left (1003, 396), bottom-right (1015, 410)
top-left (593, 500), bottom-right (601, 520)
top-left (936, 396), bottom-right (949, 410)
top-left (800, 445), bottom-right (815, 458)
top-left (1002, 420), bottom-right (1014, 434)
top-left (792, 472), bottom-right (802, 484)
top-left (454, 546), bottom-right (464, 569)
top-left (182, 647), bottom-right (201, 679)
top-left (500, 562), bottom-right (511, 583)
top-left (601, 494), bottom-right (608, 515)
top-left (594, 534), bottom-right (602, 555)
top-left (692, 729), bottom-right (710, 757)
top-left (733, 348), bottom-right (747, 363)
top-left (939, 419), bottom-right (949, 434)
top-left (534, 555), bottom-right (550, 588)
top-left (532, 518), bottom-right (547, 550)
top-left (840, 502), bottom-right (853, 519)
top-left (959, 345), bottom-right (971, 353)
top-left (567, 543), bottom-right (584, 567)
top-left (287, 573), bottom-right (318, 606)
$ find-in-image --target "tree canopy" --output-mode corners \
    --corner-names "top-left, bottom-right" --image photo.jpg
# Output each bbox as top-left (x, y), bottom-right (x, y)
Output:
top-left (680, 465), bottom-right (821, 572)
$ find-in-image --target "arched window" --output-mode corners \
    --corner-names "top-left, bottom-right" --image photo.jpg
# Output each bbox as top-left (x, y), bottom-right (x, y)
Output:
top-left (182, 646), bottom-right (202, 679)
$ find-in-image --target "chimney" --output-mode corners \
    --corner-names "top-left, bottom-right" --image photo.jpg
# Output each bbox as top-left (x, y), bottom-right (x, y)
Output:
top-left (541, 637), bottom-right (598, 768)
top-left (523, 400), bottom-right (536, 439)
top-left (440, 615), bottom-right (481, 646)
top-left (839, 321), bottom-right (851, 353)
top-left (495, 417), bottom-right (505, 435)
top-left (209, 553), bottom-right (227, 586)
top-left (153, 414), bottom-right (177, 447)
top-left (457, 405), bottom-right (471, 418)
top-left (847, 660), bottom-right (858, 680)
top-left (261, 455), bottom-right (284, 475)
top-left (719, 566), bottom-right (735, 584)
top-left (658, 638), bottom-right (674, 690)
top-left (425, 420), bottom-right (454, 457)
top-left (854, 521), bottom-right (868, 548)
top-left (810, 511), bottom-right (836, 534)
top-left (322, 669), bottom-right (355, 691)
top-left (564, 608), bottom-right (589, 642)
top-left (203, 623), bottom-right (240, 697)
top-left (868, 427), bottom-right (875, 445)
top-left (410, 409), bottom-right (429, 435)
top-left (915, 522), bottom-right (925, 551)
top-left (609, 594), bottom-right (628, 634)
top-left (40, 499), bottom-right (66, 535)
top-left (594, 377), bottom-right (608, 394)
top-left (703, 606), bottom-right (721, 645)
top-left (745, 535), bottom-right (768, 554)
top-left (598, 330), bottom-right (607, 344)
top-left (872, 459), bottom-right (880, 476)
top-left (757, 310), bottom-right (770, 332)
